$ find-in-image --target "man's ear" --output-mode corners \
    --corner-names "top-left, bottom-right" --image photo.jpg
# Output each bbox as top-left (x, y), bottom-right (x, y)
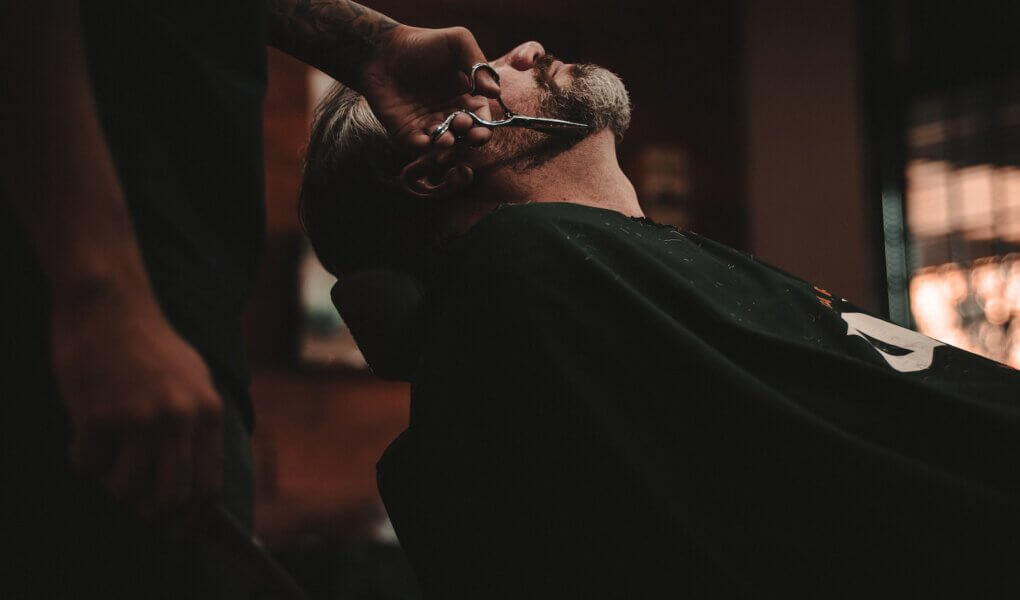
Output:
top-left (400, 153), bottom-right (474, 199)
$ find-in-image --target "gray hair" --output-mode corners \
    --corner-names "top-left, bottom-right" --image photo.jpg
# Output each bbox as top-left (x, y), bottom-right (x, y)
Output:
top-left (299, 83), bottom-right (443, 279)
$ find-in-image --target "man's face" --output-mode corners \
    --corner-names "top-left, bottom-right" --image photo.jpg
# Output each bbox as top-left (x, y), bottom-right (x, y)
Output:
top-left (479, 41), bottom-right (631, 167)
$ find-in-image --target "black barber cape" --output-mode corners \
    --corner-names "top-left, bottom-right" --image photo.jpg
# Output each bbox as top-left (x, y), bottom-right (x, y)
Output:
top-left (378, 202), bottom-right (1020, 599)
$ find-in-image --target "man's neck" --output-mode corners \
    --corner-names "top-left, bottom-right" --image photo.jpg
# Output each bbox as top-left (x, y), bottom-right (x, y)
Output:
top-left (469, 130), bottom-right (643, 225)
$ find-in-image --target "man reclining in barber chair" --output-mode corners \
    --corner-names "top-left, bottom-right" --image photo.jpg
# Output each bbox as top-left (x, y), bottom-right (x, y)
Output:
top-left (299, 41), bottom-right (1020, 599)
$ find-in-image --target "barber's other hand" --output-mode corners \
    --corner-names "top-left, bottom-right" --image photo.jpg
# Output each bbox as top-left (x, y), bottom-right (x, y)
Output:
top-left (53, 293), bottom-right (223, 518)
top-left (360, 24), bottom-right (500, 151)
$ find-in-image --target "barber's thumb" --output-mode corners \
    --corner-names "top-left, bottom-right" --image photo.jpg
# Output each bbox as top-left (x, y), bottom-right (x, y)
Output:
top-left (471, 67), bottom-right (500, 97)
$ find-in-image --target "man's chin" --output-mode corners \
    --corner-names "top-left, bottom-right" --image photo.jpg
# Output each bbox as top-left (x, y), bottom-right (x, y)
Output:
top-left (486, 122), bottom-right (595, 172)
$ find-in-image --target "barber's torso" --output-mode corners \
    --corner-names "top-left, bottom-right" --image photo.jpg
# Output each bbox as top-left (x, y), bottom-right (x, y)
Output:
top-left (33, 2), bottom-right (267, 415)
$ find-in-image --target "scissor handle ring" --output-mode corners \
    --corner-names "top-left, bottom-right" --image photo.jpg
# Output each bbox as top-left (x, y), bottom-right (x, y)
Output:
top-left (430, 110), bottom-right (466, 144)
top-left (468, 63), bottom-right (500, 95)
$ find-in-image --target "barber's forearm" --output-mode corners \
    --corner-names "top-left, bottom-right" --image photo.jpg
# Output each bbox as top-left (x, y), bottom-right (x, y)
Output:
top-left (1, 2), bottom-right (158, 311)
top-left (266, 0), bottom-right (400, 88)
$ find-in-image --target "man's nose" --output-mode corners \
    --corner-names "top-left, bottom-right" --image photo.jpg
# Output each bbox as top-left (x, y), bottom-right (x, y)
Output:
top-left (492, 41), bottom-right (546, 71)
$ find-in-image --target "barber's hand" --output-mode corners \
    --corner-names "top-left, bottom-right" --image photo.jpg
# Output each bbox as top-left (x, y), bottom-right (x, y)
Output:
top-left (360, 24), bottom-right (501, 151)
top-left (53, 294), bottom-right (223, 518)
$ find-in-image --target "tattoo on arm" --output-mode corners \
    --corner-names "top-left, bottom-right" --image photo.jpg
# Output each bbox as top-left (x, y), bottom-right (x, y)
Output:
top-left (267, 0), bottom-right (399, 84)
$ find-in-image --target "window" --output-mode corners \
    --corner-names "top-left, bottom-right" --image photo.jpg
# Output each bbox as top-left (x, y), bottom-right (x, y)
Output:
top-left (897, 77), bottom-right (1020, 366)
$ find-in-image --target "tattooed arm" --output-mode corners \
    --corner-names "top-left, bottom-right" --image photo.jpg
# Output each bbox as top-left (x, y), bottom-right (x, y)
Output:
top-left (266, 0), bottom-right (398, 87)
top-left (267, 0), bottom-right (500, 149)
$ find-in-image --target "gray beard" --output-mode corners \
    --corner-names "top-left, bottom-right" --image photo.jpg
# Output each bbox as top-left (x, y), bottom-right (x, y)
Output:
top-left (489, 60), bottom-right (632, 171)
top-left (541, 62), bottom-right (632, 144)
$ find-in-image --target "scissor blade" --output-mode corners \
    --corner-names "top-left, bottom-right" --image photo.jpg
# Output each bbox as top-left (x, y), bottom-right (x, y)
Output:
top-left (511, 115), bottom-right (591, 134)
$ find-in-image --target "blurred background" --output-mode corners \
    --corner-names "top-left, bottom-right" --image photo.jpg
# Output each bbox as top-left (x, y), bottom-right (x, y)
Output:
top-left (247, 0), bottom-right (1020, 596)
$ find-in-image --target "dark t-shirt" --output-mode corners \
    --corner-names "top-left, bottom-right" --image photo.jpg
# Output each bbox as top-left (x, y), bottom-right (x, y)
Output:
top-left (1, 2), bottom-right (267, 423)
top-left (378, 202), bottom-right (1020, 598)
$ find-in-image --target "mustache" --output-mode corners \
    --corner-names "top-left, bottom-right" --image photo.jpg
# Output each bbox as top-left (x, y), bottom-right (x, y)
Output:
top-left (533, 54), bottom-right (562, 92)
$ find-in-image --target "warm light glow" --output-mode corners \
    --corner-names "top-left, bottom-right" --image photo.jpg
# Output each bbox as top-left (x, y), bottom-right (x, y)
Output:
top-left (905, 155), bottom-right (1020, 367)
top-left (307, 68), bottom-right (336, 124)
top-left (905, 161), bottom-right (1017, 240)
top-left (957, 165), bottom-right (995, 238)
top-left (910, 255), bottom-right (1020, 367)
top-left (1003, 167), bottom-right (1020, 242)
top-left (906, 160), bottom-right (951, 237)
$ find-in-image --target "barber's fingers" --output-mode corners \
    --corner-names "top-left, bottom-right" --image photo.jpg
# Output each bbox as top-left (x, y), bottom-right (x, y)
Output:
top-left (401, 93), bottom-right (496, 151)
top-left (457, 67), bottom-right (500, 98)
top-left (462, 125), bottom-right (492, 147)
top-left (458, 94), bottom-right (494, 147)
top-left (104, 430), bottom-right (155, 509)
top-left (407, 129), bottom-right (433, 151)
top-left (444, 26), bottom-right (500, 98)
top-left (99, 395), bottom-right (221, 517)
top-left (429, 106), bottom-right (494, 149)
top-left (416, 26), bottom-right (498, 150)
top-left (399, 108), bottom-right (453, 152)
top-left (430, 111), bottom-right (480, 149)
top-left (145, 421), bottom-right (192, 516)
top-left (448, 111), bottom-right (475, 134)
top-left (191, 395), bottom-right (224, 504)
top-left (472, 69), bottom-right (500, 98)
top-left (70, 422), bottom-right (117, 480)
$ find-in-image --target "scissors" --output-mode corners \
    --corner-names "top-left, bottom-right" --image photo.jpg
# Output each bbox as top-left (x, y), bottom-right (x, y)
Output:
top-left (430, 63), bottom-right (590, 143)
